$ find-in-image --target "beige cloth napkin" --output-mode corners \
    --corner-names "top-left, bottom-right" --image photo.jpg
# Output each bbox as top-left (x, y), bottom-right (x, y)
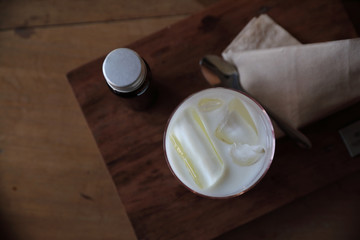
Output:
top-left (222, 14), bottom-right (360, 137)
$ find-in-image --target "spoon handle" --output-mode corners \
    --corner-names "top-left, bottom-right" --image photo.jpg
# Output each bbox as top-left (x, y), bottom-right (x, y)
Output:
top-left (260, 103), bottom-right (312, 149)
top-left (237, 86), bottom-right (312, 148)
top-left (200, 55), bottom-right (312, 149)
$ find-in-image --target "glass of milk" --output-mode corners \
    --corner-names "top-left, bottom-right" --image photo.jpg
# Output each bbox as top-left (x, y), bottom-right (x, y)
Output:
top-left (163, 88), bottom-right (275, 198)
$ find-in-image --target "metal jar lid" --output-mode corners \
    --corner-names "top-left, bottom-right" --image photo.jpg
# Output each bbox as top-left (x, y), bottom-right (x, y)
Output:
top-left (102, 48), bottom-right (147, 93)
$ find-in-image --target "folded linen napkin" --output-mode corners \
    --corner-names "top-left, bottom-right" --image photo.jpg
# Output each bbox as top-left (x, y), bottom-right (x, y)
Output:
top-left (222, 14), bottom-right (360, 137)
top-left (222, 14), bottom-right (301, 54)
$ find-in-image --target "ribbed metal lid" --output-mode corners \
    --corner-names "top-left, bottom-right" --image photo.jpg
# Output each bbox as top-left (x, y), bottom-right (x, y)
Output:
top-left (102, 48), bottom-right (146, 93)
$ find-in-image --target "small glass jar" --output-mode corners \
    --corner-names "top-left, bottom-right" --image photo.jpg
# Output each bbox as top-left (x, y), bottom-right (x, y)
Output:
top-left (102, 48), bottom-right (155, 110)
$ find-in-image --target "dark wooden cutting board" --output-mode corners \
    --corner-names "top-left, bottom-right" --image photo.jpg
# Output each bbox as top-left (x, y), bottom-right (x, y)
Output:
top-left (67, 0), bottom-right (359, 239)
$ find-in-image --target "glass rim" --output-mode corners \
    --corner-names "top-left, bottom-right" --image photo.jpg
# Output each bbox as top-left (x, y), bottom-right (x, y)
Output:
top-left (163, 87), bottom-right (276, 199)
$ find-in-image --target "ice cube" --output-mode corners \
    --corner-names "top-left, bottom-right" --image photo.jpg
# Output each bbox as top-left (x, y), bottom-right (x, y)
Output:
top-left (228, 98), bottom-right (258, 135)
top-left (215, 109), bottom-right (259, 145)
top-left (198, 98), bottom-right (223, 112)
top-left (170, 107), bottom-right (224, 189)
top-left (230, 143), bottom-right (265, 166)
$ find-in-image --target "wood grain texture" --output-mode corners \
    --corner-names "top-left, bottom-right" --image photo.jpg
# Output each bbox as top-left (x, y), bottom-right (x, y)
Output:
top-left (67, 0), bottom-right (359, 239)
top-left (0, 0), bottom-right (215, 29)
top-left (217, 171), bottom-right (360, 240)
top-left (0, 4), bottom-right (193, 240)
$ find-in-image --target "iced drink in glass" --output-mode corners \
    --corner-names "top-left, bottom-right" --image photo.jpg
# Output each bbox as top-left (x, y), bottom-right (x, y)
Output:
top-left (163, 88), bottom-right (275, 198)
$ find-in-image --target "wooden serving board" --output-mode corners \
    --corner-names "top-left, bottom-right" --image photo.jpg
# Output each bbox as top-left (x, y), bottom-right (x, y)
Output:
top-left (67, 0), bottom-right (358, 239)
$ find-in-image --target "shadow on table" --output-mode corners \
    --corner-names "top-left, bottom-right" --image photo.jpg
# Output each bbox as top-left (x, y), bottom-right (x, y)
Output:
top-left (0, 212), bottom-right (19, 240)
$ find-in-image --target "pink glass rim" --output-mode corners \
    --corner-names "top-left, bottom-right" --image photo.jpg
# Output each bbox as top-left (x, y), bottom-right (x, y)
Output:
top-left (163, 88), bottom-right (276, 199)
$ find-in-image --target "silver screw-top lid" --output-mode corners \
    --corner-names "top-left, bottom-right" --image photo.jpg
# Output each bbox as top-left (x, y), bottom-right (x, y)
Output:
top-left (102, 48), bottom-right (147, 93)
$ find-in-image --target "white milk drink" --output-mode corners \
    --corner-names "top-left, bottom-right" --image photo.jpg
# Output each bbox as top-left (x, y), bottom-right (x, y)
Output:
top-left (164, 88), bottom-right (275, 198)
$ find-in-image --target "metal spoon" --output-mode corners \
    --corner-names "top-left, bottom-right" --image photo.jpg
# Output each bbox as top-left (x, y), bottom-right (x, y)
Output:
top-left (200, 55), bottom-right (312, 149)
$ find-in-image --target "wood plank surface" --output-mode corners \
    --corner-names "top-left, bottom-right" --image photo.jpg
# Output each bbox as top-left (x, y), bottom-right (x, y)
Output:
top-left (0, 0), bottom-right (215, 29)
top-left (67, 0), bottom-right (359, 239)
top-left (0, 0), bottom-right (213, 239)
top-left (217, 171), bottom-right (360, 240)
top-left (1, 0), bottom-right (360, 239)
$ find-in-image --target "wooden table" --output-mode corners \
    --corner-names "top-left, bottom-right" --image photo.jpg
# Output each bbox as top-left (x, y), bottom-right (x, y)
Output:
top-left (1, 0), bottom-right (359, 239)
